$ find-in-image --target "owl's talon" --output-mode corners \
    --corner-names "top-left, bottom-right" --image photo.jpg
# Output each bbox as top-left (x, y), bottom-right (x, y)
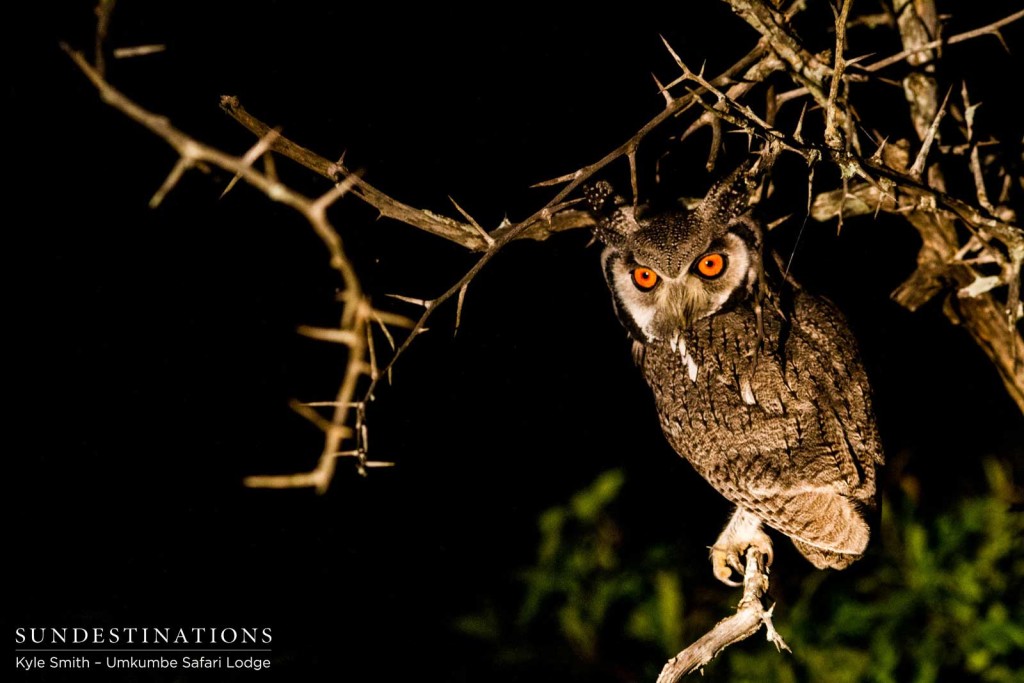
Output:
top-left (727, 550), bottom-right (746, 575)
top-left (709, 509), bottom-right (775, 586)
top-left (711, 548), bottom-right (743, 587)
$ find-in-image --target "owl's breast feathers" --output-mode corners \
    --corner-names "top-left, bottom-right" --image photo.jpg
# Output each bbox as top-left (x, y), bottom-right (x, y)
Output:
top-left (641, 292), bottom-right (884, 566)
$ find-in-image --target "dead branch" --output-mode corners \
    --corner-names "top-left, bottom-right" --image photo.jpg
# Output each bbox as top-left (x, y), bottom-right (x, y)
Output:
top-left (220, 38), bottom-right (784, 253)
top-left (219, 96), bottom-right (494, 251)
top-left (890, 0), bottom-right (1024, 412)
top-left (660, 43), bottom-right (817, 165)
top-left (112, 44), bottom-right (167, 59)
top-left (63, 44), bottom-right (408, 492)
top-left (824, 0), bottom-right (854, 151)
top-left (765, 10), bottom-right (1024, 111)
top-left (678, 1), bottom-right (809, 143)
top-left (94, 0), bottom-right (115, 76)
top-left (724, 0), bottom-right (833, 109)
top-left (656, 548), bottom-right (788, 682)
top-left (865, 8), bottom-right (1024, 73)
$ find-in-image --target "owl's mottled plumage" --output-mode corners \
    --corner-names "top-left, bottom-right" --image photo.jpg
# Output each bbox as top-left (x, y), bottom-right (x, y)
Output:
top-left (589, 165), bottom-right (883, 582)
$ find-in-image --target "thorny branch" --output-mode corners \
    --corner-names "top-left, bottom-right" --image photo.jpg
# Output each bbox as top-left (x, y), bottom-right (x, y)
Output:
top-left (64, 43), bottom-right (409, 492)
top-left (219, 44), bottom-right (775, 251)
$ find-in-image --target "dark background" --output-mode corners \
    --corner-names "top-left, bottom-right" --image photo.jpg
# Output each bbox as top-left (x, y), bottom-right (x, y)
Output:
top-left (11, 2), bottom-right (1024, 681)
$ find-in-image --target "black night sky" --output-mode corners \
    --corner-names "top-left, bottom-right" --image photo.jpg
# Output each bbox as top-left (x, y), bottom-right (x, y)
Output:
top-left (11, 2), bottom-right (1024, 682)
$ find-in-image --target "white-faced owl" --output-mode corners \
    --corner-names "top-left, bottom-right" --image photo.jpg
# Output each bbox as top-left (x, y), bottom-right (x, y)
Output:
top-left (587, 164), bottom-right (883, 585)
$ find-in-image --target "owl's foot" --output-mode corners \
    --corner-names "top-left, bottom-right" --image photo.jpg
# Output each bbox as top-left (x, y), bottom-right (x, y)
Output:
top-left (709, 508), bottom-right (774, 587)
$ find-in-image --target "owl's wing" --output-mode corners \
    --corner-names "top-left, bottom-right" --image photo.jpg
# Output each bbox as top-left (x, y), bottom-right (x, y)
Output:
top-left (740, 293), bottom-right (882, 555)
top-left (785, 294), bottom-right (884, 488)
top-left (667, 293), bottom-right (883, 558)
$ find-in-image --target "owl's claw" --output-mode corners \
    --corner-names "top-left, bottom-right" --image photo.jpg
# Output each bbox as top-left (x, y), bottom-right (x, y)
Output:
top-left (709, 520), bottom-right (774, 587)
top-left (710, 548), bottom-right (744, 587)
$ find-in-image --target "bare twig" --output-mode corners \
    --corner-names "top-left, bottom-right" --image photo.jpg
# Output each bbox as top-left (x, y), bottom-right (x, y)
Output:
top-left (961, 83), bottom-right (996, 216)
top-left (656, 548), bottom-right (788, 682)
top-left (865, 8), bottom-right (1024, 72)
top-left (94, 0), bottom-right (115, 76)
top-left (824, 0), bottom-right (853, 150)
top-left (221, 128), bottom-right (282, 199)
top-left (661, 43), bottom-right (817, 164)
top-left (765, 9), bottom-right (1024, 110)
top-left (113, 44), bottom-right (167, 59)
top-left (455, 284), bottom-right (469, 335)
top-left (62, 43), bottom-right (409, 492)
top-left (723, 0), bottom-right (833, 109)
top-left (777, 7), bottom-right (1023, 95)
top-left (219, 97), bottom-right (491, 250)
top-left (907, 86), bottom-right (951, 179)
top-left (449, 196), bottom-right (495, 248)
top-left (64, 47), bottom-right (356, 284)
top-left (678, 50), bottom-right (787, 143)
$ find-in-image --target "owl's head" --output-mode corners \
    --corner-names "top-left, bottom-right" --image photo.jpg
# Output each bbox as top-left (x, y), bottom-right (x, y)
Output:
top-left (587, 166), bottom-right (764, 344)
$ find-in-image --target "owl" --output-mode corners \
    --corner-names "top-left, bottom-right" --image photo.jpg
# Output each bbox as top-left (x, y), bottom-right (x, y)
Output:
top-left (587, 164), bottom-right (883, 585)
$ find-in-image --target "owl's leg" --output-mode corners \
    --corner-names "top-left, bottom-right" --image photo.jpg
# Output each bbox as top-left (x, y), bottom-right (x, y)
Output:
top-left (709, 507), bottom-right (774, 586)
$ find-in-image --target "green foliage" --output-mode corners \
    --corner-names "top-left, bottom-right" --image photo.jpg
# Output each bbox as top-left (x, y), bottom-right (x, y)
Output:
top-left (748, 458), bottom-right (1024, 683)
top-left (516, 469), bottom-right (679, 660)
top-left (455, 469), bottom-right (690, 677)
top-left (456, 461), bottom-right (1024, 682)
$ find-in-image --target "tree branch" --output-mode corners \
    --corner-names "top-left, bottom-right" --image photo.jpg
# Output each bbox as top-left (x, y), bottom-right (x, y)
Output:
top-left (723, 0), bottom-right (833, 108)
top-left (865, 8), bottom-right (1024, 73)
top-left (656, 548), bottom-right (788, 682)
top-left (220, 37), bottom-right (785, 253)
top-left (824, 0), bottom-right (853, 151)
top-left (62, 43), bottom-right (406, 492)
top-left (219, 96), bottom-right (491, 250)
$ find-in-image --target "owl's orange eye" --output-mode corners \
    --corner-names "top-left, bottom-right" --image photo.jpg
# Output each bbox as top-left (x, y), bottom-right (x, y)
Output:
top-left (695, 253), bottom-right (727, 279)
top-left (631, 267), bottom-right (659, 291)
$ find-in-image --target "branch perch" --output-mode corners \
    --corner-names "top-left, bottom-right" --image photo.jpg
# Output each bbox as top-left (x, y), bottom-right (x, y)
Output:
top-left (656, 548), bottom-right (788, 682)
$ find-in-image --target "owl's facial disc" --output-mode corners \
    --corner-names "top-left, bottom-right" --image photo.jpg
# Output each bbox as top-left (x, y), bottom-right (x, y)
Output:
top-left (601, 230), bottom-right (752, 344)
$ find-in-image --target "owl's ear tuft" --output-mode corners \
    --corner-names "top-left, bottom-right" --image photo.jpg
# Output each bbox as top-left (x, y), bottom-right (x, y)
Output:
top-left (585, 181), bottom-right (642, 248)
top-left (698, 162), bottom-right (758, 224)
top-left (698, 152), bottom-right (777, 225)
top-left (584, 181), bottom-right (615, 214)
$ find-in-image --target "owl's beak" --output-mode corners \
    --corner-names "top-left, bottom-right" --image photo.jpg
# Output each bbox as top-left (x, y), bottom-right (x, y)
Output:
top-left (652, 295), bottom-right (700, 336)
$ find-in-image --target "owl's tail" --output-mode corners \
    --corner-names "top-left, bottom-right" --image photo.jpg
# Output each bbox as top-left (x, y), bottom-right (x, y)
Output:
top-left (767, 490), bottom-right (872, 570)
top-left (791, 538), bottom-right (862, 569)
